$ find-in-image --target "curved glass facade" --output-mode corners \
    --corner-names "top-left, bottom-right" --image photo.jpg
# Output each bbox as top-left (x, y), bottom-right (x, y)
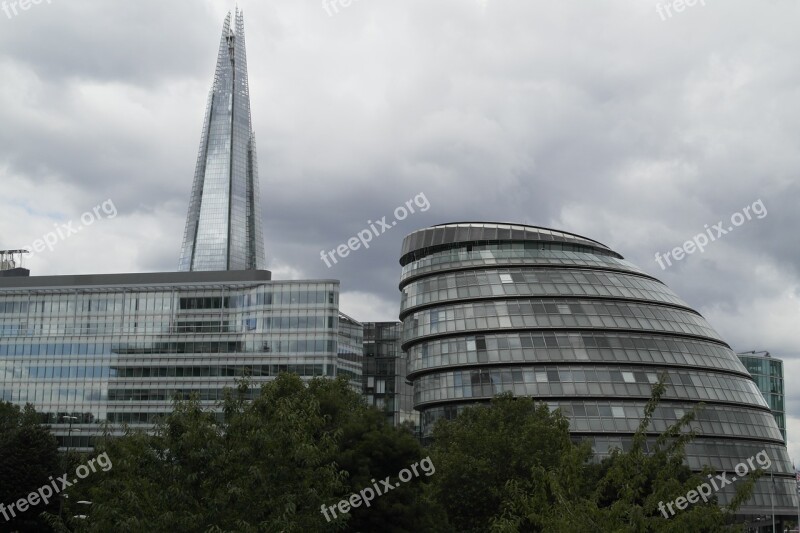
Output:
top-left (399, 222), bottom-right (796, 516)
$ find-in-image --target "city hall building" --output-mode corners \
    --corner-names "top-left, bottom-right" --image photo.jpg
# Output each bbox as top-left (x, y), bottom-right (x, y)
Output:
top-left (399, 222), bottom-right (796, 519)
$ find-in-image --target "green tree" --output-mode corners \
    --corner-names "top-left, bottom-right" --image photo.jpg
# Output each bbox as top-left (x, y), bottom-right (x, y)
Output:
top-left (74, 374), bottom-right (449, 532)
top-left (77, 376), bottom-right (345, 532)
top-left (308, 377), bottom-right (449, 531)
top-left (431, 379), bottom-right (756, 532)
top-left (429, 393), bottom-right (584, 533)
top-left (530, 379), bottom-right (756, 532)
top-left (0, 402), bottom-right (61, 533)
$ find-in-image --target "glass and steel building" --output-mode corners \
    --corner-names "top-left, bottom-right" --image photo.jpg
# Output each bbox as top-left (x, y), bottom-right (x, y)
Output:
top-left (0, 270), bottom-right (358, 450)
top-left (399, 222), bottom-right (796, 518)
top-left (337, 313), bottom-right (364, 389)
top-left (362, 322), bottom-right (418, 429)
top-left (179, 8), bottom-right (266, 272)
top-left (737, 350), bottom-right (785, 442)
top-left (0, 10), bottom-right (367, 454)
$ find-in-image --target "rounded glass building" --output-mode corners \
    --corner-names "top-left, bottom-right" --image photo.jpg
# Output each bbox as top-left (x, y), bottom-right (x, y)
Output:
top-left (399, 222), bottom-right (796, 517)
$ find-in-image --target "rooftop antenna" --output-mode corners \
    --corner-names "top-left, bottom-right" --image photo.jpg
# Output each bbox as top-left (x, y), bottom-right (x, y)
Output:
top-left (737, 350), bottom-right (771, 358)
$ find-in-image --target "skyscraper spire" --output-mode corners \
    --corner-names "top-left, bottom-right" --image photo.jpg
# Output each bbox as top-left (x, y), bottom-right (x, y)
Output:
top-left (179, 8), bottom-right (266, 272)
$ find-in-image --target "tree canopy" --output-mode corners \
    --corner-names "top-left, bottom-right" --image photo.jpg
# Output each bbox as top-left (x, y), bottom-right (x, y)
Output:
top-left (6, 376), bottom-right (765, 532)
top-left (53, 375), bottom-right (446, 532)
top-left (0, 401), bottom-right (61, 533)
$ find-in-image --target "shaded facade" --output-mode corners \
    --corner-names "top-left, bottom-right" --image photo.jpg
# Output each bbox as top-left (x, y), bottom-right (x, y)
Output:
top-left (362, 322), bottom-right (418, 429)
top-left (0, 271), bottom-right (358, 449)
top-left (738, 350), bottom-right (785, 442)
top-left (179, 8), bottom-right (266, 272)
top-left (399, 222), bottom-right (796, 517)
top-left (337, 313), bottom-right (364, 388)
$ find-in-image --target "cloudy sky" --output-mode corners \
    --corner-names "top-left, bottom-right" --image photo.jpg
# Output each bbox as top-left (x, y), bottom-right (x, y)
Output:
top-left (2, 0), bottom-right (799, 458)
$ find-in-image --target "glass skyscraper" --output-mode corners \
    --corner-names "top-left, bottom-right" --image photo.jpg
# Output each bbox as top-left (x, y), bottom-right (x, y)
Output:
top-left (399, 222), bottom-right (796, 518)
top-left (737, 350), bottom-right (785, 442)
top-left (0, 11), bottom-right (364, 456)
top-left (179, 8), bottom-right (266, 272)
top-left (0, 270), bottom-right (357, 450)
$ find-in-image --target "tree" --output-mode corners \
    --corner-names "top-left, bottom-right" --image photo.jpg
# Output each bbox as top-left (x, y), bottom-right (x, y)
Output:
top-left (76, 375), bottom-right (344, 532)
top-left (74, 374), bottom-right (449, 532)
top-left (531, 379), bottom-right (758, 531)
top-left (0, 402), bottom-right (61, 533)
top-left (428, 393), bottom-right (584, 533)
top-left (429, 379), bottom-right (757, 532)
top-left (313, 378), bottom-right (448, 532)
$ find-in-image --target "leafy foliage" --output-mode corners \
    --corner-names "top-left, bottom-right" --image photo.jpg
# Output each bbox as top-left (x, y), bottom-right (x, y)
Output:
top-left (430, 379), bottom-right (755, 532)
top-left (3, 376), bottom-right (764, 532)
top-left (65, 374), bottom-right (448, 532)
top-left (0, 402), bottom-right (61, 533)
top-left (429, 394), bottom-right (594, 533)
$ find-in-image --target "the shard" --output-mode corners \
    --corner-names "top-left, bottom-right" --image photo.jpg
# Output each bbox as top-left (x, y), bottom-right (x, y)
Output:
top-left (179, 8), bottom-right (266, 272)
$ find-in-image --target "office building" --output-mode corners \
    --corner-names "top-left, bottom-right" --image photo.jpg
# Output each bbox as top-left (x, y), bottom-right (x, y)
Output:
top-left (362, 322), bottom-right (418, 429)
top-left (398, 222), bottom-right (796, 518)
top-left (179, 8), bottom-right (266, 272)
top-left (737, 350), bottom-right (785, 442)
top-left (337, 313), bottom-right (364, 387)
top-left (0, 270), bottom-right (356, 449)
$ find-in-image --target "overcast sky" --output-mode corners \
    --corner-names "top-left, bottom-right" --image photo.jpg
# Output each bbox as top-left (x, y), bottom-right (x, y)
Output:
top-left (2, 0), bottom-right (799, 460)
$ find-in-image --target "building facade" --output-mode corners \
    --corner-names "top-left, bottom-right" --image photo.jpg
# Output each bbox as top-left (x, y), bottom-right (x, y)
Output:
top-left (737, 351), bottom-right (785, 442)
top-left (179, 8), bottom-right (266, 272)
top-left (398, 222), bottom-right (796, 518)
top-left (362, 322), bottom-right (418, 429)
top-left (337, 313), bottom-right (364, 388)
top-left (0, 270), bottom-right (359, 449)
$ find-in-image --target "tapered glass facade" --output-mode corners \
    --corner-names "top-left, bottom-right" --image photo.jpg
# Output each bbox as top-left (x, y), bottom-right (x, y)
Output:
top-left (179, 8), bottom-right (266, 272)
top-left (399, 222), bottom-right (797, 517)
top-left (0, 271), bottom-right (355, 450)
